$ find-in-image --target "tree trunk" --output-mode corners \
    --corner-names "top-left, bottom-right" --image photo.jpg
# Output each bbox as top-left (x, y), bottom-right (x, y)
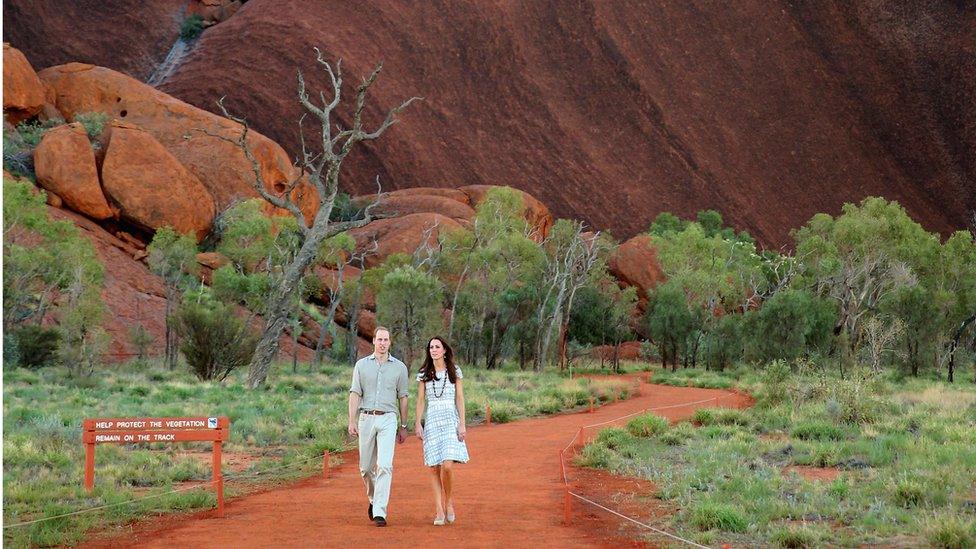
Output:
top-left (346, 293), bottom-right (362, 366)
top-left (291, 322), bottom-right (301, 373)
top-left (164, 285), bottom-right (178, 371)
top-left (447, 265), bottom-right (469, 340)
top-left (948, 314), bottom-right (976, 383)
top-left (247, 225), bottom-right (327, 389)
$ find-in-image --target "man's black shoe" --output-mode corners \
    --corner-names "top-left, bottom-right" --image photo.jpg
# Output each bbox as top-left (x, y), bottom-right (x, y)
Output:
top-left (367, 504), bottom-right (373, 520)
top-left (373, 516), bottom-right (387, 527)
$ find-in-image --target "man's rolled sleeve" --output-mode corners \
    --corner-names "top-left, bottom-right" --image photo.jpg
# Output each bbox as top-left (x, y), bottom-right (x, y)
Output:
top-left (349, 363), bottom-right (363, 396)
top-left (396, 365), bottom-right (409, 399)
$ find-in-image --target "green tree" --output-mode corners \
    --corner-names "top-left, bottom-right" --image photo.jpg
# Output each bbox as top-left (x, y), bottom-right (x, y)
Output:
top-left (148, 227), bottom-right (199, 370)
top-left (568, 268), bottom-right (637, 371)
top-left (174, 287), bottom-right (258, 381)
top-left (649, 212), bottom-right (688, 236)
top-left (793, 197), bottom-right (938, 353)
top-left (3, 178), bottom-right (107, 372)
top-left (644, 282), bottom-right (694, 370)
top-left (939, 230), bottom-right (976, 381)
top-left (376, 265), bottom-right (443, 368)
top-left (745, 289), bottom-right (835, 363)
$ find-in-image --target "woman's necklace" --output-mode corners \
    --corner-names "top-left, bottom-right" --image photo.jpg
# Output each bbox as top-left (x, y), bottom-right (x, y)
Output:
top-left (431, 368), bottom-right (448, 398)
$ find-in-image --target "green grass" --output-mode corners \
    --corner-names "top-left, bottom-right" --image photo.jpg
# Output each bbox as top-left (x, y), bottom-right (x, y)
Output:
top-left (3, 361), bottom-right (630, 546)
top-left (577, 365), bottom-right (976, 546)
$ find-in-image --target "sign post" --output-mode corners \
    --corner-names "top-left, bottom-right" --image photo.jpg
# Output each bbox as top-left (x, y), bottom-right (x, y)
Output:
top-left (82, 416), bottom-right (229, 517)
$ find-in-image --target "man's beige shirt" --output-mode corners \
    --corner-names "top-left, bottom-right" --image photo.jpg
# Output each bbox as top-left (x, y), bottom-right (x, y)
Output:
top-left (349, 354), bottom-right (409, 414)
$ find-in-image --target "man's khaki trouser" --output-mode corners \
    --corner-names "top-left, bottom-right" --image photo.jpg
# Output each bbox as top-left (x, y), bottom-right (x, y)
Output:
top-left (358, 412), bottom-right (397, 518)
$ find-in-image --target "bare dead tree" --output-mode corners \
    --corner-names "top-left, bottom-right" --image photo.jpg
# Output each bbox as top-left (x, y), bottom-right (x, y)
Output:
top-left (197, 49), bottom-right (420, 388)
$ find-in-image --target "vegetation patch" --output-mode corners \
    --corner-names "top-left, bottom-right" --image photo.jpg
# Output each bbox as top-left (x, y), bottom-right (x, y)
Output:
top-left (576, 370), bottom-right (976, 546)
top-left (2, 363), bottom-right (627, 546)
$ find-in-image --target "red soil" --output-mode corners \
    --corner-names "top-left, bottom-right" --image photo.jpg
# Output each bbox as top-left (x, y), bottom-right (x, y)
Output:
top-left (783, 465), bottom-right (842, 483)
top-left (79, 380), bottom-right (751, 548)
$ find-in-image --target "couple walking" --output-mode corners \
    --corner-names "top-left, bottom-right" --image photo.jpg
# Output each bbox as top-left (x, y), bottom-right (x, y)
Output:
top-left (348, 327), bottom-right (469, 527)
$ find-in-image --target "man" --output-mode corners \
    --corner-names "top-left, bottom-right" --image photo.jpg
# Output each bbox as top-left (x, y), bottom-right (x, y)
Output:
top-left (348, 327), bottom-right (409, 527)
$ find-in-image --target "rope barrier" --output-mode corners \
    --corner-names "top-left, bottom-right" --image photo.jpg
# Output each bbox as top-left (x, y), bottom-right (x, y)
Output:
top-left (559, 387), bottom-right (738, 548)
top-left (3, 483), bottom-right (210, 529)
top-left (568, 492), bottom-right (711, 549)
top-left (4, 441), bottom-right (360, 530)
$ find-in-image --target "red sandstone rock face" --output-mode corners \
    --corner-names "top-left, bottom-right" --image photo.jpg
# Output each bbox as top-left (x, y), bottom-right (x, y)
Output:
top-left (352, 185), bottom-right (551, 238)
top-left (348, 212), bottom-right (464, 268)
top-left (102, 122), bottom-right (216, 241)
top-left (47, 206), bottom-right (169, 362)
top-left (3, 43), bottom-right (46, 124)
top-left (188, 0), bottom-right (242, 24)
top-left (608, 234), bottom-right (666, 305)
top-left (154, 0), bottom-right (973, 247)
top-left (353, 192), bottom-right (476, 224)
top-left (33, 122), bottom-right (113, 220)
top-left (315, 264), bottom-right (376, 310)
top-left (37, 63), bottom-right (319, 222)
top-left (2, 1), bottom-right (185, 81)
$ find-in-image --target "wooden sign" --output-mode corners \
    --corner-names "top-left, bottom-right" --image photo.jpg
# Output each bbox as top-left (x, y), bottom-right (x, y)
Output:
top-left (82, 416), bottom-right (229, 517)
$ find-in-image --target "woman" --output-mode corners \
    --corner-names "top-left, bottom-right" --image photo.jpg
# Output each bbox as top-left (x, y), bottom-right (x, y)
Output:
top-left (415, 336), bottom-right (469, 526)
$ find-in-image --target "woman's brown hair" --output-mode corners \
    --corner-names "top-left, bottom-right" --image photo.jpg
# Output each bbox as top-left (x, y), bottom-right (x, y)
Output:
top-left (419, 336), bottom-right (457, 384)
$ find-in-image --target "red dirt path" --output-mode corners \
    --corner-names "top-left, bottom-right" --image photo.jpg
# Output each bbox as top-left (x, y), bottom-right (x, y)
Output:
top-left (81, 380), bottom-right (751, 548)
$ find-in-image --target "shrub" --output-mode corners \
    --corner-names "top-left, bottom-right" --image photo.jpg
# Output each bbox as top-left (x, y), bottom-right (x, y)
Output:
top-left (793, 442), bottom-right (840, 467)
top-left (688, 502), bottom-right (748, 532)
top-left (595, 427), bottom-right (631, 450)
top-left (661, 422), bottom-right (695, 445)
top-left (626, 413), bottom-right (669, 437)
top-left (770, 526), bottom-right (819, 549)
top-left (714, 409), bottom-right (750, 426)
top-left (575, 443), bottom-right (618, 469)
top-left (9, 326), bottom-right (61, 369)
top-left (924, 513), bottom-right (975, 549)
top-left (128, 324), bottom-right (155, 360)
top-left (73, 112), bottom-right (109, 139)
top-left (4, 119), bottom-right (61, 178)
top-left (692, 408), bottom-right (716, 426)
top-left (893, 478), bottom-right (924, 508)
top-left (180, 15), bottom-right (205, 40)
top-left (173, 290), bottom-right (258, 381)
top-left (791, 421), bottom-right (846, 441)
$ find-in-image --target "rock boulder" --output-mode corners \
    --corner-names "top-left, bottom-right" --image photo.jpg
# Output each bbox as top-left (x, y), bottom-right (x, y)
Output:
top-left (33, 122), bottom-right (113, 220)
top-left (608, 234), bottom-right (666, 305)
top-left (38, 62), bottom-right (318, 222)
top-left (102, 122), bottom-right (215, 240)
top-left (3, 44), bottom-right (46, 124)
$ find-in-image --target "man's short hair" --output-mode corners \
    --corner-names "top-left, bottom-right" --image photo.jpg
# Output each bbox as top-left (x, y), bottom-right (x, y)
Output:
top-left (373, 326), bottom-right (391, 339)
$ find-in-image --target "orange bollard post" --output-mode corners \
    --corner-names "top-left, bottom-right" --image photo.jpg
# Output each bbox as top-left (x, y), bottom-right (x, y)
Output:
top-left (589, 396), bottom-right (594, 413)
top-left (486, 404), bottom-right (492, 426)
top-left (84, 442), bottom-right (95, 492)
top-left (214, 439), bottom-right (224, 518)
top-left (563, 487), bottom-right (572, 524)
top-left (323, 450), bottom-right (330, 479)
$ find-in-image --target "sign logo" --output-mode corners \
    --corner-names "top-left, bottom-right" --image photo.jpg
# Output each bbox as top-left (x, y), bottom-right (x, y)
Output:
top-left (208, 417), bottom-right (218, 428)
